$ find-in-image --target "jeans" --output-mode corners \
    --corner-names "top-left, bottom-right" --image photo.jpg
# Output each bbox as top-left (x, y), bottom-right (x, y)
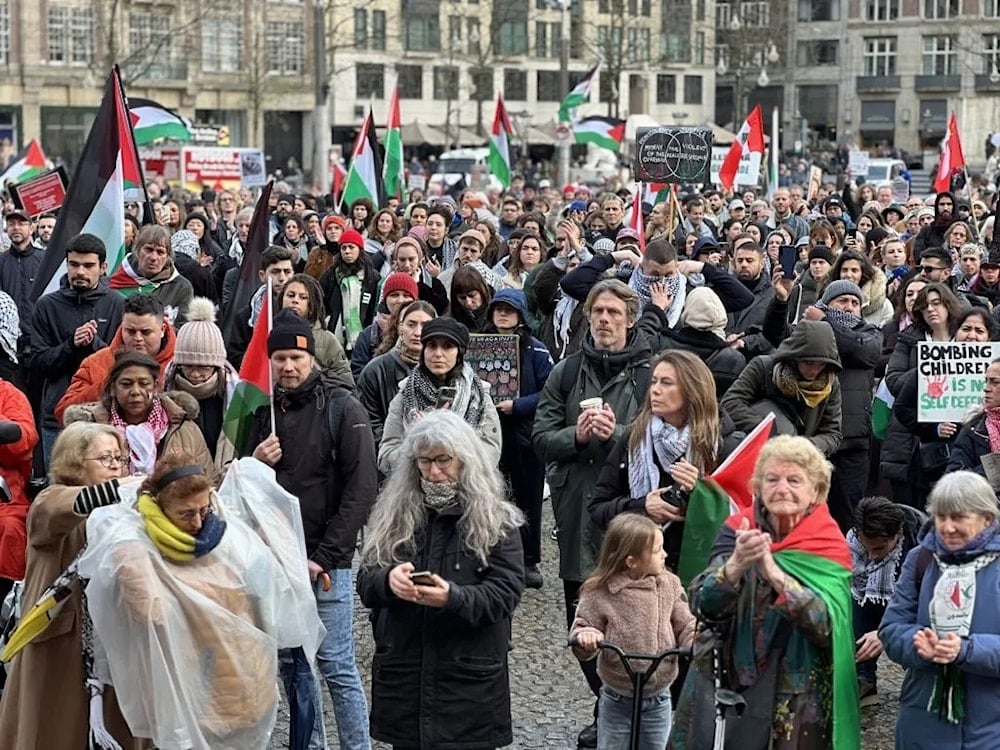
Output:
top-left (40, 426), bottom-right (60, 472)
top-left (597, 686), bottom-right (672, 750)
top-left (278, 647), bottom-right (326, 750)
top-left (853, 599), bottom-right (886, 684)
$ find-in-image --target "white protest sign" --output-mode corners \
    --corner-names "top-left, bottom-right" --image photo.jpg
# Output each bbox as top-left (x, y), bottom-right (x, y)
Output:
top-left (917, 341), bottom-right (1000, 422)
top-left (891, 176), bottom-right (910, 203)
top-left (710, 146), bottom-right (761, 187)
top-left (848, 150), bottom-right (869, 178)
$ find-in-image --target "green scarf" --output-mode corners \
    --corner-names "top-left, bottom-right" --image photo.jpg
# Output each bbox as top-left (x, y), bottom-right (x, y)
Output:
top-left (338, 269), bottom-right (364, 349)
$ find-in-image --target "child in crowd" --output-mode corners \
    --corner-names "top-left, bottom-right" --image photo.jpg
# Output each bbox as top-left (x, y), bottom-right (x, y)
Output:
top-left (570, 514), bottom-right (695, 750)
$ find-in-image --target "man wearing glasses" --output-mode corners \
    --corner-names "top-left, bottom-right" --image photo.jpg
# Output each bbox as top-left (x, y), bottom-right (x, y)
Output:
top-left (919, 246), bottom-right (989, 309)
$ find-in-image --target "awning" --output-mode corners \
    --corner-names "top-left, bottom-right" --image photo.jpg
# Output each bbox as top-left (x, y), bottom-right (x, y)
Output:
top-left (400, 120), bottom-right (448, 146)
top-left (524, 121), bottom-right (556, 145)
top-left (860, 100), bottom-right (895, 132)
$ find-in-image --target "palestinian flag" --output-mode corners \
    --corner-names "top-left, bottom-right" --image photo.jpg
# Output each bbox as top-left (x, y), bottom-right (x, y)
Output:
top-left (724, 502), bottom-right (860, 750)
top-left (558, 63), bottom-right (599, 123)
top-left (129, 98), bottom-right (191, 145)
top-left (223, 281), bottom-right (273, 454)
top-left (32, 68), bottom-right (146, 301)
top-left (0, 139), bottom-right (47, 192)
top-left (383, 84), bottom-right (405, 202)
top-left (642, 181), bottom-right (671, 206)
top-left (340, 108), bottom-right (384, 210)
top-left (628, 182), bottom-right (646, 254)
top-left (488, 95), bottom-right (513, 190)
top-left (871, 378), bottom-right (895, 441)
top-left (221, 180), bottom-right (273, 346)
top-left (675, 413), bottom-right (774, 585)
top-left (573, 116), bottom-right (624, 152)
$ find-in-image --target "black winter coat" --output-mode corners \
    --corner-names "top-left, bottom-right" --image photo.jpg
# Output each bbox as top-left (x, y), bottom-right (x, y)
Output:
top-left (882, 369), bottom-right (955, 483)
top-left (29, 278), bottom-right (124, 428)
top-left (357, 350), bottom-right (412, 444)
top-left (319, 264), bottom-right (380, 346)
top-left (654, 327), bottom-right (745, 396)
top-left (946, 413), bottom-right (991, 477)
top-left (822, 314), bottom-right (882, 451)
top-left (726, 273), bottom-right (775, 359)
top-left (357, 510), bottom-right (524, 749)
top-left (246, 371), bottom-right (377, 570)
top-left (0, 244), bottom-right (43, 341)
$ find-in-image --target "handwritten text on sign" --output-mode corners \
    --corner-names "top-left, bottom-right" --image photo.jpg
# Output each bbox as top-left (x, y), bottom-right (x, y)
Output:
top-left (917, 341), bottom-right (1000, 422)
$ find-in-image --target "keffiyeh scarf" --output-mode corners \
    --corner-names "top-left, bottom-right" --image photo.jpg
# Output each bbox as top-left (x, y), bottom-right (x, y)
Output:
top-left (628, 417), bottom-right (691, 500)
top-left (248, 284), bottom-right (268, 326)
top-left (984, 407), bottom-right (1000, 453)
top-left (109, 398), bottom-right (170, 476)
top-left (401, 363), bottom-right (486, 428)
top-left (0, 292), bottom-right (19, 364)
top-left (553, 295), bottom-right (578, 360)
top-left (818, 302), bottom-right (863, 331)
top-left (847, 528), bottom-right (903, 605)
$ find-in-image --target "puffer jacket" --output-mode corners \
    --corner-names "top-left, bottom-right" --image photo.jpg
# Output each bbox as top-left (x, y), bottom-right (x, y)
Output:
top-left (358, 350), bottom-right (413, 444)
top-left (720, 320), bottom-right (843, 457)
top-left (0, 381), bottom-right (39, 580)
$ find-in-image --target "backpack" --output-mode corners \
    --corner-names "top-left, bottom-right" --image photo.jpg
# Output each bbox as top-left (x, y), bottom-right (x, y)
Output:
top-left (558, 350), bottom-right (651, 408)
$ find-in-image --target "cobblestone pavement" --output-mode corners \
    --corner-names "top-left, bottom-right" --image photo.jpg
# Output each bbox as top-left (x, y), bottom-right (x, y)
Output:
top-left (269, 502), bottom-right (903, 749)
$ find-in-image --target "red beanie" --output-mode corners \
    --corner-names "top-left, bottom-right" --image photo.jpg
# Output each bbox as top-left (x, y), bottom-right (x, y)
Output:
top-left (339, 229), bottom-right (365, 249)
top-left (322, 215), bottom-right (346, 231)
top-left (381, 272), bottom-right (419, 302)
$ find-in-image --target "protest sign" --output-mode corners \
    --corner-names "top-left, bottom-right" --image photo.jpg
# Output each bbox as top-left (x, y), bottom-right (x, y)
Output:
top-left (917, 341), bottom-right (1000, 422)
top-left (466, 334), bottom-right (520, 403)
top-left (891, 176), bottom-right (910, 203)
top-left (709, 147), bottom-right (760, 187)
top-left (635, 127), bottom-right (713, 184)
top-left (848, 150), bottom-right (869, 178)
top-left (10, 167), bottom-right (69, 217)
top-left (807, 166), bottom-right (823, 201)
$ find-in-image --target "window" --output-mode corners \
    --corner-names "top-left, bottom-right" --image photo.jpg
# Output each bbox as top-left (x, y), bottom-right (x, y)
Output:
top-left (449, 15), bottom-right (463, 49)
top-left (372, 12), bottom-right (386, 49)
top-left (661, 32), bottom-right (691, 62)
top-left (922, 36), bottom-right (957, 75)
top-left (694, 31), bottom-right (705, 64)
top-left (739, 1), bottom-right (769, 25)
top-left (356, 63), bottom-right (384, 98)
top-left (201, 17), bottom-right (242, 73)
top-left (355, 9), bottom-right (367, 49)
top-left (0, 2), bottom-right (9, 65)
top-left (536, 70), bottom-right (562, 101)
top-left (796, 40), bottom-right (839, 65)
top-left (504, 68), bottom-right (527, 100)
top-left (656, 74), bottom-right (676, 103)
top-left (536, 21), bottom-right (562, 58)
top-left (267, 22), bottom-right (304, 75)
top-left (983, 34), bottom-right (1000, 73)
top-left (47, 6), bottom-right (94, 64)
top-left (865, 0), bottom-right (899, 20)
top-left (598, 0), bottom-right (610, 11)
top-left (863, 37), bottom-right (897, 76)
top-left (683, 75), bottom-right (702, 104)
top-left (396, 64), bottom-right (424, 98)
top-left (433, 65), bottom-right (458, 99)
top-left (924, 0), bottom-right (959, 18)
top-left (403, 0), bottom-right (441, 52)
top-left (798, 0), bottom-right (840, 20)
top-left (467, 19), bottom-right (481, 55)
top-left (599, 71), bottom-right (617, 105)
top-left (130, 12), bottom-right (173, 74)
top-left (471, 68), bottom-right (493, 101)
top-left (717, 1), bottom-right (732, 28)
top-left (495, 0), bottom-right (528, 54)
top-left (985, 0), bottom-right (1000, 15)
top-left (715, 43), bottom-right (729, 68)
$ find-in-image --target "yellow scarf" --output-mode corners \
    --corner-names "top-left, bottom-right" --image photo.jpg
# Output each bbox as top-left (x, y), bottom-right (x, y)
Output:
top-left (773, 362), bottom-right (834, 408)
top-left (137, 493), bottom-right (196, 562)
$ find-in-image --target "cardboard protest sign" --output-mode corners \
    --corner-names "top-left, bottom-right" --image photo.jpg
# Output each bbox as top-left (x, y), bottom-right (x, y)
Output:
top-left (917, 341), bottom-right (1000, 422)
top-left (848, 150), bottom-right (869, 178)
top-left (466, 334), bottom-right (520, 403)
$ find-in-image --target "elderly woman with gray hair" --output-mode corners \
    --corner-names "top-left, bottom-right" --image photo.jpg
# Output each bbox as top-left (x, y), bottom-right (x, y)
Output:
top-left (880, 470), bottom-right (1000, 749)
top-left (357, 410), bottom-right (525, 750)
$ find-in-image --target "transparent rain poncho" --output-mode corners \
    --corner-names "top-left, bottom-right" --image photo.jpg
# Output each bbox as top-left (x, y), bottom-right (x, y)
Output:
top-left (79, 458), bottom-right (324, 750)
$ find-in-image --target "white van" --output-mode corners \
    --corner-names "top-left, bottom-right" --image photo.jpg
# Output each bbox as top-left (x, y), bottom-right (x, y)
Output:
top-left (864, 158), bottom-right (907, 184)
top-left (428, 148), bottom-right (502, 193)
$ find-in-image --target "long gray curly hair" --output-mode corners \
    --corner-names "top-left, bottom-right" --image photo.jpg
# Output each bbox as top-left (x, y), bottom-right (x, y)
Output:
top-left (362, 410), bottom-right (523, 567)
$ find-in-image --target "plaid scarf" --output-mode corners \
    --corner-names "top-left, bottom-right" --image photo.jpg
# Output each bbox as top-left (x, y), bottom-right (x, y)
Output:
top-left (628, 418), bottom-right (691, 500)
top-left (818, 302), bottom-right (863, 331)
top-left (847, 528), bottom-right (903, 605)
top-left (109, 398), bottom-right (170, 475)
top-left (985, 407), bottom-right (1000, 453)
top-left (400, 364), bottom-right (486, 428)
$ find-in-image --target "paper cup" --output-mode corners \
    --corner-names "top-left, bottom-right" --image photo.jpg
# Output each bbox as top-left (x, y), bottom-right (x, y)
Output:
top-left (579, 397), bottom-right (603, 411)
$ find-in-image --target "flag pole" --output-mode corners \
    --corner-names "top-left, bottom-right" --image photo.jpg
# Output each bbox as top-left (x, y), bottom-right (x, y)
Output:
top-left (267, 276), bottom-right (276, 437)
top-left (114, 65), bottom-right (153, 224)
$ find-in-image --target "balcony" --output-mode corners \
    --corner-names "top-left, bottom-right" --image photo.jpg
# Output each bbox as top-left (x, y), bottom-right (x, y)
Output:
top-left (974, 74), bottom-right (1000, 92)
top-left (914, 74), bottom-right (961, 91)
top-left (856, 75), bottom-right (900, 92)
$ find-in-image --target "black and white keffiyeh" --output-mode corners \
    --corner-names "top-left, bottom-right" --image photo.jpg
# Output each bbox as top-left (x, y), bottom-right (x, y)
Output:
top-left (628, 417), bottom-right (691, 499)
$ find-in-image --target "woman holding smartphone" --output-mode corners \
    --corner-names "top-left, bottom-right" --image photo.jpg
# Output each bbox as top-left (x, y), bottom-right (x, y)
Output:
top-left (358, 411), bottom-right (525, 750)
top-left (377, 318), bottom-right (501, 476)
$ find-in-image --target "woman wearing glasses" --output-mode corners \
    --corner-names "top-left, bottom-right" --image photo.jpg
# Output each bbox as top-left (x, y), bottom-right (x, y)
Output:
top-left (358, 410), bottom-right (525, 750)
top-left (0, 423), bottom-right (140, 749)
top-left (80, 451), bottom-right (306, 749)
top-left (64, 350), bottom-right (215, 482)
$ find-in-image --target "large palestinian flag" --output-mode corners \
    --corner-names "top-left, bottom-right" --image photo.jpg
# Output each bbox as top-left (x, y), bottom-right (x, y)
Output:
top-left (220, 180), bottom-right (273, 346)
top-left (573, 116), bottom-right (624, 152)
top-left (129, 98), bottom-right (191, 145)
top-left (222, 284), bottom-right (272, 454)
top-left (723, 502), bottom-right (860, 749)
top-left (31, 68), bottom-right (145, 301)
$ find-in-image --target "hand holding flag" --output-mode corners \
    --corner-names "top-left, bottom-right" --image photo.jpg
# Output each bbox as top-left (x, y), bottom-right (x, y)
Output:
top-left (934, 113), bottom-right (965, 194)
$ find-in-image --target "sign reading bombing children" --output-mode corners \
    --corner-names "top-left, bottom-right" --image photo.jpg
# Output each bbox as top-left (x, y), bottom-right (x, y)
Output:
top-left (917, 341), bottom-right (1000, 422)
top-left (635, 127), bottom-right (712, 184)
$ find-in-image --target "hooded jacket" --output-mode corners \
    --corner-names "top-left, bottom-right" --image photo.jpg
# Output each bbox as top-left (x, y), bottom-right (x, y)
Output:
top-left (55, 322), bottom-right (178, 426)
top-left (29, 277), bottom-right (124, 428)
top-left (912, 191), bottom-right (956, 261)
top-left (721, 320), bottom-right (844, 457)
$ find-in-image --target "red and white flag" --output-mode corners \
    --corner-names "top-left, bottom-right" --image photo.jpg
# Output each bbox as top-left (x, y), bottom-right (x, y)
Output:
top-left (719, 105), bottom-right (765, 191)
top-left (934, 112), bottom-right (965, 193)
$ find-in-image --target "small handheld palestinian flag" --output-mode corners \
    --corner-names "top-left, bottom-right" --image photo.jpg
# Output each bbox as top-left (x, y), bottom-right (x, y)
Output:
top-left (222, 279), bottom-right (274, 454)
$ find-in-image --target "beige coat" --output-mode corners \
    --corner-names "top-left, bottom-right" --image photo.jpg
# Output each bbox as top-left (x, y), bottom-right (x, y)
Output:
top-left (0, 485), bottom-right (146, 749)
top-left (64, 392), bottom-right (218, 485)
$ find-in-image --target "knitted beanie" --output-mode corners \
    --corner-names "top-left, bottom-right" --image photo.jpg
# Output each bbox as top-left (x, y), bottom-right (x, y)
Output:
top-left (339, 229), bottom-right (365, 249)
top-left (322, 214), bottom-right (347, 232)
top-left (267, 309), bottom-right (316, 356)
top-left (381, 272), bottom-right (419, 302)
top-left (820, 279), bottom-right (864, 305)
top-left (174, 298), bottom-right (227, 367)
top-left (808, 245), bottom-right (836, 265)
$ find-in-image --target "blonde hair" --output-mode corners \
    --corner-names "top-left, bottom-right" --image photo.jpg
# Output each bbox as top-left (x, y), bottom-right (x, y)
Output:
top-left (49, 423), bottom-right (124, 486)
top-left (627, 350), bottom-right (720, 474)
top-left (751, 435), bottom-right (832, 501)
top-left (580, 514), bottom-right (659, 595)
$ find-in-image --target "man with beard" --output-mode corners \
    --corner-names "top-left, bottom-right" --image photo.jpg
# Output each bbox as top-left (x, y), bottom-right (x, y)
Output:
top-left (498, 197), bottom-right (522, 241)
top-left (32, 213), bottom-right (57, 251)
top-left (0, 208), bottom-right (43, 352)
top-left (725, 241), bottom-right (775, 359)
top-left (29, 233), bottom-right (123, 464)
top-left (912, 191), bottom-right (956, 261)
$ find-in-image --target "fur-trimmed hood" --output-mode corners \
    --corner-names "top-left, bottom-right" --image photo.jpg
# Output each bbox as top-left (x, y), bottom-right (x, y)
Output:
top-left (63, 391), bottom-right (201, 426)
top-left (861, 267), bottom-right (888, 317)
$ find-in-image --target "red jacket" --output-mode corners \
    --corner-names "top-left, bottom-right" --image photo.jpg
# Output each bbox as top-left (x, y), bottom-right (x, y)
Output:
top-left (0, 379), bottom-right (39, 580)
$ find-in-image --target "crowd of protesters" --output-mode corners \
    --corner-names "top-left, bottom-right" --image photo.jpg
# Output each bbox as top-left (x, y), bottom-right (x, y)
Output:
top-left (0, 161), bottom-right (997, 749)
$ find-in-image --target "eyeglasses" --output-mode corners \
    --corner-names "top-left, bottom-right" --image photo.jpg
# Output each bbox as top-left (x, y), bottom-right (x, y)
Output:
top-left (920, 265), bottom-right (943, 274)
top-left (175, 504), bottom-right (214, 523)
top-left (85, 454), bottom-right (125, 468)
top-left (416, 455), bottom-right (454, 470)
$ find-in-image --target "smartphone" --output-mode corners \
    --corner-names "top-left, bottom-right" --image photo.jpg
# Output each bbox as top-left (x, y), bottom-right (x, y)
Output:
top-left (436, 386), bottom-right (458, 409)
top-left (409, 571), bottom-right (435, 586)
top-left (778, 245), bottom-right (798, 280)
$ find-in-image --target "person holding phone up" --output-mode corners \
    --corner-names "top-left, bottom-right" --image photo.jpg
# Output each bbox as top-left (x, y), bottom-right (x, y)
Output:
top-left (378, 318), bottom-right (501, 476)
